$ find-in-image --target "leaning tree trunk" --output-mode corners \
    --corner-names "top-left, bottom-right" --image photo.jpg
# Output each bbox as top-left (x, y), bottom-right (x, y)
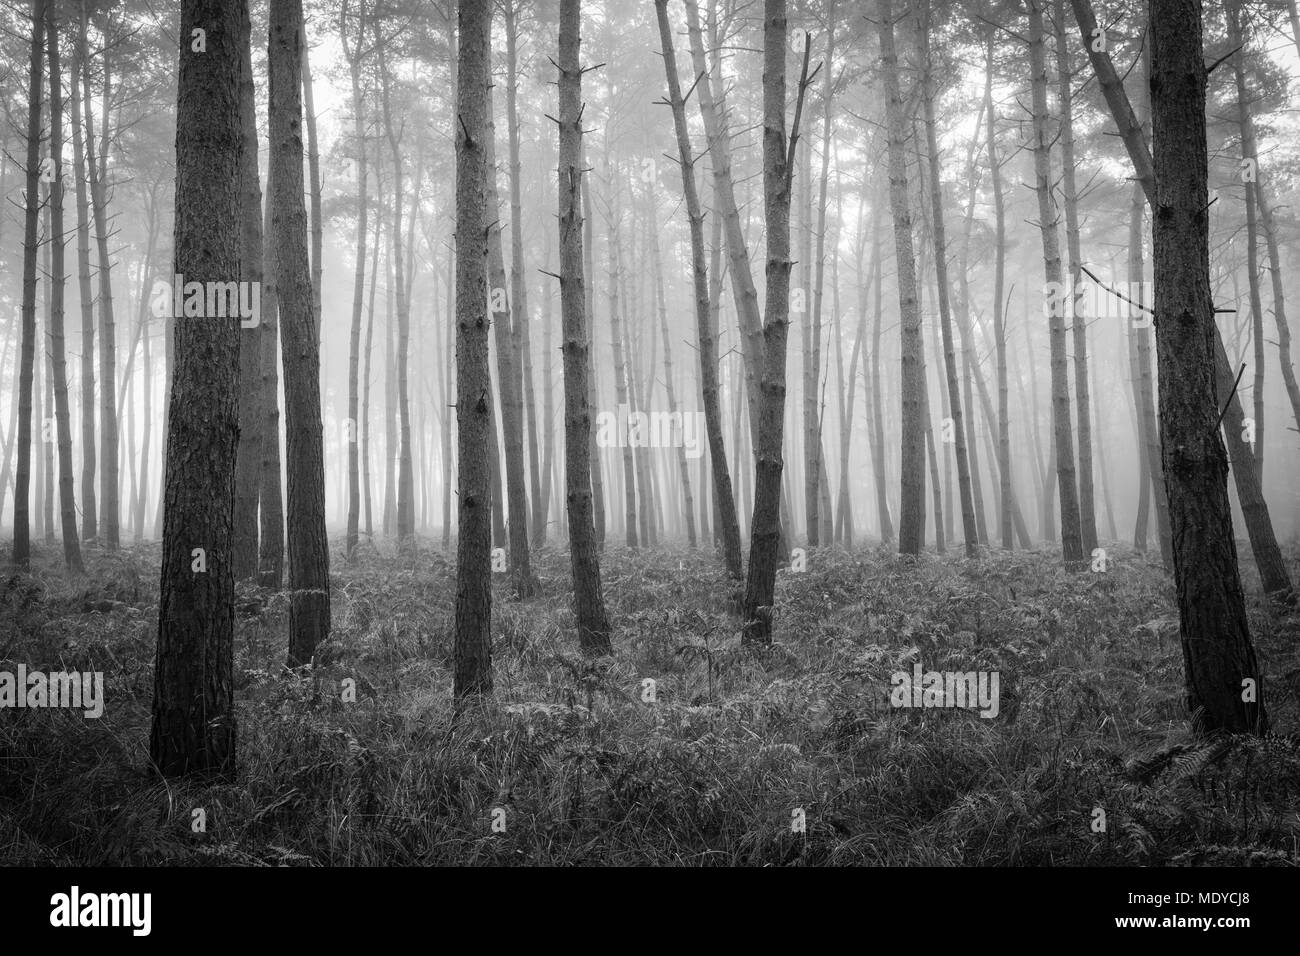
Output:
top-left (1211, 332), bottom-right (1292, 597)
top-left (1225, 0), bottom-right (1266, 475)
top-left (1075, 0), bottom-right (1283, 593)
top-left (150, 0), bottom-right (241, 778)
top-left (640, 59), bottom-right (711, 553)
top-left (1224, 0), bottom-right (1300, 452)
top-left (270, 0), bottom-right (331, 665)
top-left (683, 0), bottom-right (769, 475)
top-left (1150, 0), bottom-right (1265, 733)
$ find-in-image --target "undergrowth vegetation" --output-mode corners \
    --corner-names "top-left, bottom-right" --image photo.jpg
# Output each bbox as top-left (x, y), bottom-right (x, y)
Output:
top-left (2, 538), bottom-right (1299, 865)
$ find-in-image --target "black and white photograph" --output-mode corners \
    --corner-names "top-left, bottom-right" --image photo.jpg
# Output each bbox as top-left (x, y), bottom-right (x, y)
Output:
top-left (0, 0), bottom-right (1296, 932)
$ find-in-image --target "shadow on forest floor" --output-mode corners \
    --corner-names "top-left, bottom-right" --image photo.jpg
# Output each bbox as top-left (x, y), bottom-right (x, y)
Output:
top-left (2, 536), bottom-right (1299, 865)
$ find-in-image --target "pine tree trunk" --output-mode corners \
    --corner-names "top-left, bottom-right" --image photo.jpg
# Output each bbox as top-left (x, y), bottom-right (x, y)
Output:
top-left (920, 1), bottom-right (977, 558)
top-left (1225, 0), bottom-right (1300, 449)
top-left (301, 24), bottom-right (323, 341)
top-left (683, 0), bottom-right (763, 432)
top-left (259, 109), bottom-right (285, 589)
top-left (135, 292), bottom-right (151, 543)
top-left (878, 0), bottom-right (925, 555)
top-left (343, 0), bottom-right (368, 563)
top-left (44, 5), bottom-right (84, 573)
top-left (485, 49), bottom-right (536, 597)
top-left (869, 191), bottom-right (893, 544)
top-left (270, 0), bottom-right (331, 664)
top-left (1212, 332), bottom-right (1292, 597)
top-left (540, 215), bottom-right (557, 546)
top-left (12, 0), bottom-right (46, 570)
top-left (82, 7), bottom-right (119, 551)
top-left (1054, 0), bottom-right (1098, 554)
top-left (453, 0), bottom-right (496, 697)
top-left (601, 153), bottom-right (638, 547)
top-left (378, 39), bottom-right (415, 546)
top-left (232, 0), bottom-right (264, 579)
top-left (556, 0), bottom-right (612, 654)
top-left (640, 37), bottom-right (716, 554)
top-left (1224, 0), bottom-right (1266, 474)
top-left (581, 160), bottom-right (605, 549)
top-left (742, 0), bottom-right (801, 644)
top-left (69, 22), bottom-right (96, 544)
top-left (150, 0), bottom-right (241, 778)
top-left (805, 2), bottom-right (837, 548)
top-left (505, 1), bottom-right (545, 548)
top-left (1150, 0), bottom-right (1265, 732)
top-left (1028, 0), bottom-right (1083, 565)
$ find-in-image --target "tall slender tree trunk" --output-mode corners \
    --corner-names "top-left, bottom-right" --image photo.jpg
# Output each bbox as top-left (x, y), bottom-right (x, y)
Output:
top-left (601, 155), bottom-right (638, 547)
top-left (921, 0), bottom-right (977, 558)
top-left (270, 0), bottom-right (331, 664)
top-left (869, 189), bottom-right (893, 544)
top-left (82, 6), bottom-right (119, 551)
top-left (378, 37), bottom-right (415, 546)
top-left (540, 223), bottom-right (556, 544)
top-left (259, 114), bottom-right (285, 588)
top-left (12, 0), bottom-right (46, 570)
top-left (454, 0), bottom-right (496, 698)
top-left (1028, 0), bottom-right (1083, 565)
top-left (135, 297), bottom-right (151, 543)
top-left (485, 47), bottom-right (536, 597)
top-left (505, 0), bottom-right (545, 547)
top-left (1225, 0), bottom-right (1266, 475)
top-left (1054, 0), bottom-right (1097, 554)
top-left (233, 0), bottom-right (264, 579)
top-left (581, 162), bottom-right (605, 549)
top-left (70, 19), bottom-right (96, 544)
top-left (805, 2), bottom-right (837, 548)
top-left (742, 0), bottom-right (805, 644)
top-left (987, 33), bottom-right (1019, 548)
top-left (878, 0), bottom-right (925, 555)
top-left (301, 23), bottom-right (323, 340)
top-left (343, 0), bottom-right (368, 562)
top-left (641, 53), bottom-right (713, 553)
top-left (44, 4), bottom-right (84, 573)
top-left (683, 0), bottom-right (764, 432)
top-left (556, 0), bottom-right (612, 653)
top-left (1224, 0), bottom-right (1300, 447)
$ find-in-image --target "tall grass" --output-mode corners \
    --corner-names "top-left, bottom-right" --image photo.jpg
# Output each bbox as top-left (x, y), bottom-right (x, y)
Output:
top-left (2, 539), bottom-right (1297, 865)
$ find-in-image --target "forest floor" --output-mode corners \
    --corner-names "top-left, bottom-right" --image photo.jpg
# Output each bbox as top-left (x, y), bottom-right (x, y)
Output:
top-left (2, 537), bottom-right (1299, 866)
